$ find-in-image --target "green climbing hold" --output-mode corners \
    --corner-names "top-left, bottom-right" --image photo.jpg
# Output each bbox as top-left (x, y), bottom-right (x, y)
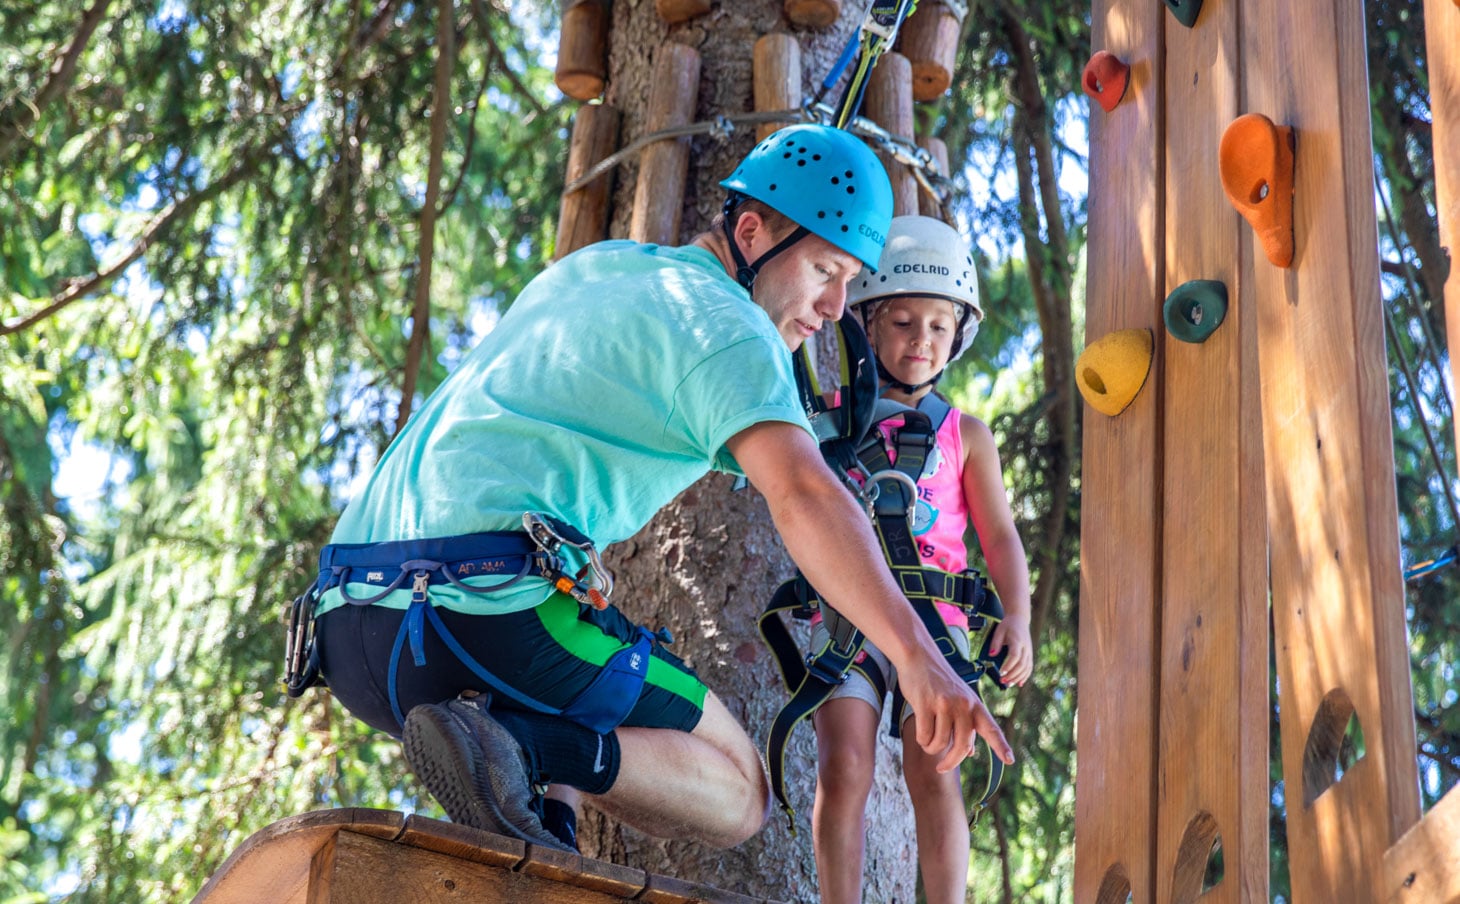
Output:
top-left (1164, 0), bottom-right (1203, 27)
top-left (1163, 280), bottom-right (1228, 343)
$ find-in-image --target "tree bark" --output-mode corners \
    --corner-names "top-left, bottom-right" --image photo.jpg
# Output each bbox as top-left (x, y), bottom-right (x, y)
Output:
top-left (584, 3), bottom-right (919, 901)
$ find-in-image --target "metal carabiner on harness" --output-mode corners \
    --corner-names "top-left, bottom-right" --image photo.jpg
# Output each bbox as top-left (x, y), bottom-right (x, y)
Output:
top-left (523, 511), bottom-right (614, 610)
top-left (862, 468), bottom-right (919, 532)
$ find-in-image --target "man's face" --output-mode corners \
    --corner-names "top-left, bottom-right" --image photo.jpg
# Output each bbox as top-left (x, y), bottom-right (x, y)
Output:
top-left (749, 232), bottom-right (863, 351)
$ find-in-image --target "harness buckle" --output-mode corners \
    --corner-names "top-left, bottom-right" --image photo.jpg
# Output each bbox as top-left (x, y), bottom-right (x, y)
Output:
top-left (523, 511), bottom-right (614, 609)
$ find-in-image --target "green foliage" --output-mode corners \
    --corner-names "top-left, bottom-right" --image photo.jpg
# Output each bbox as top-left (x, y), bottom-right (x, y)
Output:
top-left (1, 0), bottom-right (567, 898)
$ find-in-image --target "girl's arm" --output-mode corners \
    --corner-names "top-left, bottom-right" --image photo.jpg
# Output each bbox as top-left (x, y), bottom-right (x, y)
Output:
top-left (959, 411), bottom-right (1036, 687)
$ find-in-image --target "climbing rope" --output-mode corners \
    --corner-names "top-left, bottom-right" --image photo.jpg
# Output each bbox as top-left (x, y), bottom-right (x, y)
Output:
top-left (561, 104), bottom-right (956, 205)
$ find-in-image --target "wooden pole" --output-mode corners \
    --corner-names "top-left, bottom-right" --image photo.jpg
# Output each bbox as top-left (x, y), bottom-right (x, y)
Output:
top-left (1242, 0), bottom-right (1420, 899)
top-left (629, 44), bottom-right (700, 246)
top-left (654, 0), bottom-right (711, 25)
top-left (1074, 0), bottom-right (1163, 899)
top-left (555, 0), bottom-right (609, 102)
top-left (864, 51), bottom-right (918, 217)
top-left (783, 0), bottom-right (840, 29)
top-left (1157, 1), bottom-right (1269, 900)
top-left (915, 134), bottom-right (948, 218)
top-left (897, 0), bottom-right (964, 101)
top-left (1426, 0), bottom-right (1460, 487)
top-left (555, 103), bottom-right (620, 260)
top-left (753, 34), bottom-right (801, 142)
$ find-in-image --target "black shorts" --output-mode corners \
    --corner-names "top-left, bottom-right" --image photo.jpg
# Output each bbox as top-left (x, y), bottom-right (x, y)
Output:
top-left (315, 592), bottom-right (707, 737)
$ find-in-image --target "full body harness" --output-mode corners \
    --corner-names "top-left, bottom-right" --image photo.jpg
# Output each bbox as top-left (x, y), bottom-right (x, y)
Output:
top-left (758, 315), bottom-right (1008, 833)
top-left (283, 512), bottom-right (666, 736)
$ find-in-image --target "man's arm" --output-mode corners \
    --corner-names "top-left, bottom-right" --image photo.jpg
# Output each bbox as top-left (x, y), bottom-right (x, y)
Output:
top-left (725, 420), bottom-right (1015, 772)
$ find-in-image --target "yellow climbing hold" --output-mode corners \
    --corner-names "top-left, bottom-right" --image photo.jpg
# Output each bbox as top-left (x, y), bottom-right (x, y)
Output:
top-left (1077, 328), bottom-right (1154, 417)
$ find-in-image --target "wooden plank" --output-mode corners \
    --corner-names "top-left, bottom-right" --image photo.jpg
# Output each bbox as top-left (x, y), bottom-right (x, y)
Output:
top-left (1239, 0), bottom-right (1421, 900)
top-left (324, 829), bottom-right (630, 903)
top-left (191, 809), bottom-right (405, 904)
top-left (1156, 1), bottom-right (1269, 901)
top-left (1383, 785), bottom-right (1460, 904)
top-left (1074, 0), bottom-right (1164, 899)
top-left (1426, 0), bottom-right (1460, 464)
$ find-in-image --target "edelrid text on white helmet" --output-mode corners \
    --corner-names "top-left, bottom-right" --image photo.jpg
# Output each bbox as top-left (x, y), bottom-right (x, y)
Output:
top-left (848, 216), bottom-right (982, 362)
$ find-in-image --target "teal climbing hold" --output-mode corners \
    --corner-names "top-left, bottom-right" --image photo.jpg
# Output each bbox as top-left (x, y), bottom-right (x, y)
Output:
top-left (1163, 280), bottom-right (1228, 343)
top-left (1164, 0), bottom-right (1203, 27)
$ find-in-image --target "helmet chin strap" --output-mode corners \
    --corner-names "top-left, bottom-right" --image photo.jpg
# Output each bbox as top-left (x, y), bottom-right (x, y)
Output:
top-left (722, 197), bottom-right (810, 291)
top-left (875, 355), bottom-right (944, 394)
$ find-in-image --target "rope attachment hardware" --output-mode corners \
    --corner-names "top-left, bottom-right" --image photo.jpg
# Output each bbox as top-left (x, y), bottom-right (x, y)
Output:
top-left (524, 511), bottom-right (614, 609)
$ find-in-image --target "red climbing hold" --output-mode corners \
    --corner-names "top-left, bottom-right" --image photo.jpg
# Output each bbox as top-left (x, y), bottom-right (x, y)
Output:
top-left (1082, 51), bottom-right (1130, 113)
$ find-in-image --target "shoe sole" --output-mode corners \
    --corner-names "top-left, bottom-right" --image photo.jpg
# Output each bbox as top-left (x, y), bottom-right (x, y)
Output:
top-left (402, 706), bottom-right (571, 850)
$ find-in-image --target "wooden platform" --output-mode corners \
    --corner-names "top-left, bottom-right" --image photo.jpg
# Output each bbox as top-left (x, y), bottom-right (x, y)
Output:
top-left (191, 808), bottom-right (782, 904)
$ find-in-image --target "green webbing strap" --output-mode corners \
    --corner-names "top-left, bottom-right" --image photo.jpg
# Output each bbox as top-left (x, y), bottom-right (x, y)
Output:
top-left (832, 0), bottom-right (921, 129)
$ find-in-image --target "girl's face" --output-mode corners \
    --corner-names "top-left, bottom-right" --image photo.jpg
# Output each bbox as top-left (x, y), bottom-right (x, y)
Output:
top-left (866, 296), bottom-right (960, 386)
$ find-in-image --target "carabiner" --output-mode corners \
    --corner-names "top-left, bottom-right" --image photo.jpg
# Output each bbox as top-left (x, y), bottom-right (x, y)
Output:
top-left (523, 511), bottom-right (615, 607)
top-left (863, 468), bottom-right (919, 531)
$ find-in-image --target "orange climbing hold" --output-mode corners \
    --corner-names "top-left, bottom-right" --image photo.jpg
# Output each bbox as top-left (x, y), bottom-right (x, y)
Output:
top-left (1219, 112), bottom-right (1296, 268)
top-left (1082, 51), bottom-right (1130, 113)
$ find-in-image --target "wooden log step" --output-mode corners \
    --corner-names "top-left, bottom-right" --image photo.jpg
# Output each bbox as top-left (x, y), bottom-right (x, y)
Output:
top-left (191, 808), bottom-right (785, 904)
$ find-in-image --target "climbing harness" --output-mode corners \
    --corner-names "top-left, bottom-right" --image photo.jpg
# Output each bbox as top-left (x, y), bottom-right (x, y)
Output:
top-left (759, 343), bottom-right (1010, 833)
top-left (284, 513), bottom-right (665, 736)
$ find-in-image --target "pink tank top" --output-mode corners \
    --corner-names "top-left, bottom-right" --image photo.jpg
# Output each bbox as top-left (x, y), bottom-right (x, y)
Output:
top-left (874, 404), bottom-right (970, 630)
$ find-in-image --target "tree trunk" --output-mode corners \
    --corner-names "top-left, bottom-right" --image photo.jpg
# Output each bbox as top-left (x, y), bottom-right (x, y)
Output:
top-left (580, 3), bottom-right (919, 901)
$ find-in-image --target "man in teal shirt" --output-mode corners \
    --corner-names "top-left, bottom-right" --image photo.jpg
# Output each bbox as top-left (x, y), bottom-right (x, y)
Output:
top-left (296, 124), bottom-right (1014, 852)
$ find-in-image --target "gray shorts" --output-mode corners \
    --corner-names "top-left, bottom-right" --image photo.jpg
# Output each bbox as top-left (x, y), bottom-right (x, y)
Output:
top-left (810, 621), bottom-right (971, 727)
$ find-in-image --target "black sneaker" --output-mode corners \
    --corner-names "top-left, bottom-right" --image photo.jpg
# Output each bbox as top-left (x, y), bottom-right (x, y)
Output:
top-left (539, 797), bottom-right (580, 852)
top-left (402, 696), bottom-right (574, 851)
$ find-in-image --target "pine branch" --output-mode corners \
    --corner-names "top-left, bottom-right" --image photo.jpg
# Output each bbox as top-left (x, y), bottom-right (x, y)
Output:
top-left (0, 0), bottom-right (115, 160)
top-left (0, 143), bottom-right (272, 337)
top-left (471, 0), bottom-right (548, 117)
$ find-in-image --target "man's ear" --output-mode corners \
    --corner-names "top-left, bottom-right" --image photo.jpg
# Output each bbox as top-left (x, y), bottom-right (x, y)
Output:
top-left (730, 208), bottom-right (766, 257)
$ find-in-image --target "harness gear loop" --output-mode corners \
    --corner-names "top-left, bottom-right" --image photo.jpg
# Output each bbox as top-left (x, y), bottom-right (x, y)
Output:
top-left (524, 511), bottom-right (613, 609)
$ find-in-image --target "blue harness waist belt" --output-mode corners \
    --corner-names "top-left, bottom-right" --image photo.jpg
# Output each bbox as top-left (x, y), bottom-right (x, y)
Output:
top-left (286, 526), bottom-right (652, 737)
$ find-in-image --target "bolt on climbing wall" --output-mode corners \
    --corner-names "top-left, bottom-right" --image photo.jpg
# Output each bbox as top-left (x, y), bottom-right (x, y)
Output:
top-left (1077, 0), bottom-right (1421, 901)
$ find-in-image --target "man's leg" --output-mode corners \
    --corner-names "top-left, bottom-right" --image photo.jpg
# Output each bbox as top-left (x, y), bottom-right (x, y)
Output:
top-left (586, 690), bottom-right (770, 848)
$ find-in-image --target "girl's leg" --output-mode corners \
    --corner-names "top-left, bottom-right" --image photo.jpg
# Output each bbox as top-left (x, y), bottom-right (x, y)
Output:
top-left (812, 697), bottom-right (881, 904)
top-left (902, 718), bottom-right (972, 904)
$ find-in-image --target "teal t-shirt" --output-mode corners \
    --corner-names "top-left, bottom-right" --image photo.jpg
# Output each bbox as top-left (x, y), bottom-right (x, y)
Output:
top-left (321, 241), bottom-right (813, 615)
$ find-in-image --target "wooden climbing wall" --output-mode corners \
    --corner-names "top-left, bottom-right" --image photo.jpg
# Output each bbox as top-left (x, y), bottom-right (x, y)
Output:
top-left (1158, 0), bottom-right (1268, 900)
top-left (1079, 0), bottom-right (1423, 901)
top-left (1075, 0), bottom-right (1163, 898)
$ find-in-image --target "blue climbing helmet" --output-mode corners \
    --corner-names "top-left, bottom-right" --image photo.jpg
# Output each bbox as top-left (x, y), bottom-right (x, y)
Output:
top-left (718, 124), bottom-right (894, 289)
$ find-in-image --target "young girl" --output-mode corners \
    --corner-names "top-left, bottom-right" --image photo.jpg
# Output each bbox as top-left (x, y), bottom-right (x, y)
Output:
top-left (811, 216), bottom-right (1035, 904)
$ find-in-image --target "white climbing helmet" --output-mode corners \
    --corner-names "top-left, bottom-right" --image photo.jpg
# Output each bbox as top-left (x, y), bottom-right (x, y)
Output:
top-left (848, 215), bottom-right (982, 362)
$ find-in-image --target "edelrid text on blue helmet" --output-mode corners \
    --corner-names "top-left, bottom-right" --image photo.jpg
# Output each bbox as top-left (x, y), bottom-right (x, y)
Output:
top-left (719, 124), bottom-right (894, 270)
